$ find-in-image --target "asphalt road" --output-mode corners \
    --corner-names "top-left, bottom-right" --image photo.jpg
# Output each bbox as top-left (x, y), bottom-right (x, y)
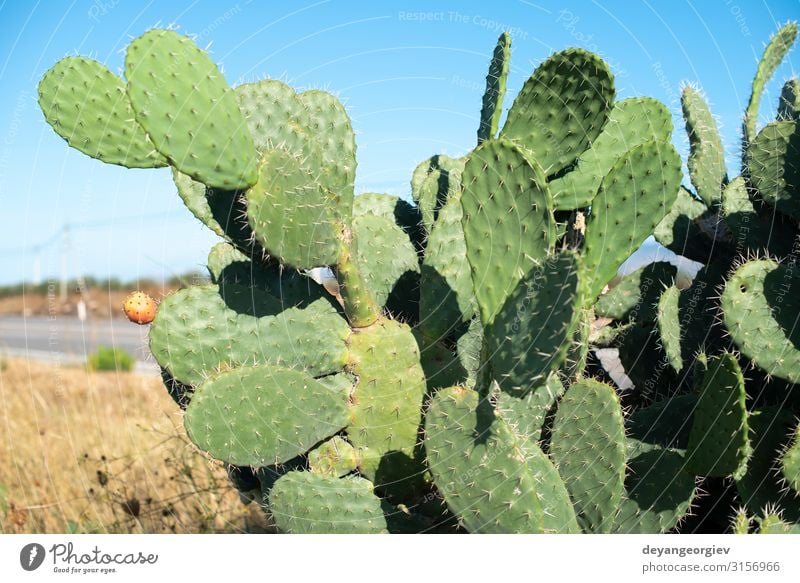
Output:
top-left (0, 315), bottom-right (159, 374)
top-left (0, 316), bottom-right (633, 386)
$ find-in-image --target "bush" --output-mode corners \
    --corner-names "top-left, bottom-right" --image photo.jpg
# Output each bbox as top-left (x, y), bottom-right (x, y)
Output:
top-left (87, 347), bottom-right (134, 372)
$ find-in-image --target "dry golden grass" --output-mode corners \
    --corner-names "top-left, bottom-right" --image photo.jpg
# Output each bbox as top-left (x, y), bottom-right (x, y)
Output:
top-left (0, 358), bottom-right (270, 533)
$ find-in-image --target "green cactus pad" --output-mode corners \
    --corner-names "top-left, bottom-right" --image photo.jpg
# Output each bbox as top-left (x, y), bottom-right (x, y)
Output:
top-left (550, 379), bottom-right (626, 533)
top-left (207, 243), bottom-right (324, 307)
top-left (722, 176), bottom-right (795, 256)
top-left (246, 148), bottom-right (341, 269)
top-left (744, 22), bottom-right (798, 148)
top-left (487, 252), bottom-right (581, 396)
top-left (732, 508), bottom-right (752, 534)
top-left (550, 97), bottom-right (672, 210)
top-left (596, 262), bottom-right (677, 322)
top-left (353, 192), bottom-right (424, 252)
top-left (721, 259), bottom-right (800, 383)
top-left (612, 445), bottom-right (697, 533)
top-left (418, 338), bottom-right (467, 390)
top-left (748, 120), bottom-right (800, 220)
top-left (654, 186), bottom-right (711, 263)
top-left (352, 213), bottom-right (419, 316)
top-left (425, 386), bottom-right (579, 533)
top-left (628, 394), bottom-right (697, 451)
top-left (757, 513), bottom-right (800, 534)
top-left (184, 365), bottom-right (349, 466)
top-left (237, 81), bottom-right (356, 224)
top-left (657, 285), bottom-right (683, 373)
top-left (207, 243), bottom-right (251, 283)
top-left (782, 424), bottom-right (800, 494)
top-left (420, 194), bottom-right (475, 341)
top-left (125, 29), bottom-right (257, 189)
top-left (613, 398), bottom-right (699, 533)
top-left (501, 48), bottom-right (614, 175)
top-left (173, 170), bottom-right (259, 253)
top-left (348, 318), bottom-right (427, 498)
top-left (461, 139), bottom-right (554, 325)
top-left (682, 86), bottom-right (726, 205)
top-left (616, 322), bottom-right (675, 401)
top-left (235, 79), bottom-right (313, 158)
top-left (584, 140), bottom-right (682, 301)
top-left (736, 407), bottom-right (800, 523)
top-left (477, 32), bottom-right (510, 144)
top-left (268, 472), bottom-right (388, 533)
top-left (685, 352), bottom-right (750, 478)
top-left (297, 90), bottom-right (357, 220)
top-left (149, 283), bottom-right (349, 386)
top-left (496, 373), bottom-right (564, 443)
top-left (561, 307), bottom-right (592, 380)
top-left (38, 57), bottom-right (166, 168)
top-left (411, 155), bottom-right (465, 233)
top-left (778, 78), bottom-right (800, 121)
top-left (308, 436), bottom-right (359, 477)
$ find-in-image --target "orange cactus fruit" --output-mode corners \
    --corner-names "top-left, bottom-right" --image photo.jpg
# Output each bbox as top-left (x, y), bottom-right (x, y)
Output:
top-left (123, 291), bottom-right (157, 325)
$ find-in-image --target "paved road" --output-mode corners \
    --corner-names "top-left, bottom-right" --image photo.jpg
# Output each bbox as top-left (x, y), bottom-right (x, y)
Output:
top-left (0, 315), bottom-right (159, 374)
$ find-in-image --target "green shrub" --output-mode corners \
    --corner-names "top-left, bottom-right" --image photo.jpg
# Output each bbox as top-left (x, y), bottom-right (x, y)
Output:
top-left (87, 347), bottom-right (134, 372)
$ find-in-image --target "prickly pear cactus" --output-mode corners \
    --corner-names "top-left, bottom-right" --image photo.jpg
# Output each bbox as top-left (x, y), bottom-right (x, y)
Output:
top-left (37, 24), bottom-right (800, 534)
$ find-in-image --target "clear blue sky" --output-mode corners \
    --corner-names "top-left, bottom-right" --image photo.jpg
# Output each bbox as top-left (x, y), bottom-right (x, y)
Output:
top-left (0, 0), bottom-right (797, 286)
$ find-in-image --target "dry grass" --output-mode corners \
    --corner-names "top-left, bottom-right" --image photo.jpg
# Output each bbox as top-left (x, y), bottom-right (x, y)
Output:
top-left (0, 358), bottom-right (270, 533)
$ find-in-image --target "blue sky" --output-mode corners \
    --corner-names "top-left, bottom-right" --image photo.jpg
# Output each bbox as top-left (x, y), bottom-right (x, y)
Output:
top-left (0, 0), bottom-right (797, 286)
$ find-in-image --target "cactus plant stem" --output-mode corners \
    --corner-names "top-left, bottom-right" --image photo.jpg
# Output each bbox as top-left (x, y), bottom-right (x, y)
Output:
top-left (335, 225), bottom-right (380, 327)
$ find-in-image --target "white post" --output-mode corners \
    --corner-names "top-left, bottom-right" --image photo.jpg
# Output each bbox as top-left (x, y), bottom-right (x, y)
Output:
top-left (60, 225), bottom-right (69, 303)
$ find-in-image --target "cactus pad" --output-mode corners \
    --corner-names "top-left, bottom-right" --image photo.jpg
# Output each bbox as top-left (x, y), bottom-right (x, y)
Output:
top-left (184, 365), bottom-right (349, 466)
top-left (501, 48), bottom-right (614, 175)
top-left (721, 259), bottom-right (800, 383)
top-left (125, 29), bottom-right (257, 189)
top-left (461, 139), bottom-right (554, 325)
top-left (309, 436), bottom-right (359, 478)
top-left (736, 407), bottom-right (800, 522)
top-left (420, 193), bottom-right (475, 341)
top-left (487, 252), bottom-right (581, 396)
top-left (348, 318), bottom-right (427, 498)
top-left (246, 148), bottom-right (341, 268)
top-left (550, 379), bottom-right (626, 533)
top-left (425, 386), bottom-right (579, 533)
top-left (583, 140), bottom-right (682, 300)
top-left (550, 97), bottom-right (672, 210)
top-left (781, 423), bottom-right (800, 494)
top-left (352, 213), bottom-right (419, 316)
top-left (685, 352), bottom-right (750, 478)
top-left (657, 285), bottom-right (683, 373)
top-left (268, 472), bottom-right (388, 533)
top-left (596, 261), bottom-right (677, 322)
top-left (149, 283), bottom-right (349, 386)
top-left (682, 86), bottom-right (726, 205)
top-left (748, 120), bottom-right (800, 220)
top-left (38, 57), bottom-right (166, 168)
top-left (477, 32), bottom-right (510, 144)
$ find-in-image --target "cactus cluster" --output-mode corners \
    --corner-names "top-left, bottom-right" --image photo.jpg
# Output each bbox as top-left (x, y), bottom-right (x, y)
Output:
top-left (37, 24), bottom-right (800, 533)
